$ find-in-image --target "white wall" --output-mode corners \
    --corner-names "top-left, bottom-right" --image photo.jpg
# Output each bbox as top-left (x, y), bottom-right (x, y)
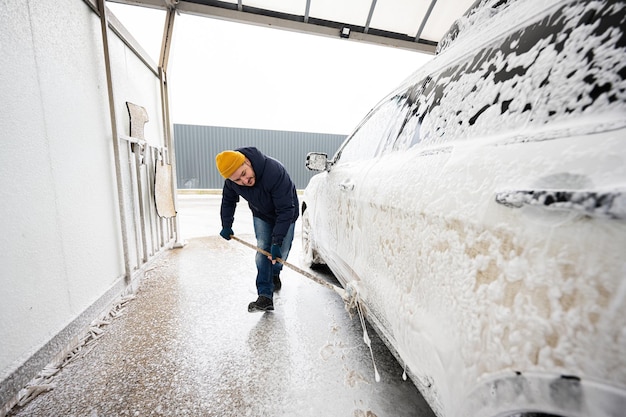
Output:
top-left (0, 0), bottom-right (168, 405)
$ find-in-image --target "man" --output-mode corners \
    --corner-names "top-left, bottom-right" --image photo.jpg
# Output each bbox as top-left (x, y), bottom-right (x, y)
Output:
top-left (215, 147), bottom-right (299, 312)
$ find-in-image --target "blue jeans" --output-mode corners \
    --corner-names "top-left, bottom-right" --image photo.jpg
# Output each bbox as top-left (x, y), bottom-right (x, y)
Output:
top-left (253, 217), bottom-right (295, 299)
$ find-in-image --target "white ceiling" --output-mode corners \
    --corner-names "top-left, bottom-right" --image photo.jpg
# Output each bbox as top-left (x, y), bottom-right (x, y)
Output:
top-left (108, 0), bottom-right (478, 54)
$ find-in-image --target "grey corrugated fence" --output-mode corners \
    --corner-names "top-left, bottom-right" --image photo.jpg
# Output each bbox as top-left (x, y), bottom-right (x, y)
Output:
top-left (174, 124), bottom-right (346, 190)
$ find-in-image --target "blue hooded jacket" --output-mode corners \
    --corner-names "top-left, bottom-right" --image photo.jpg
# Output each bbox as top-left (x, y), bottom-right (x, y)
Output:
top-left (220, 147), bottom-right (299, 245)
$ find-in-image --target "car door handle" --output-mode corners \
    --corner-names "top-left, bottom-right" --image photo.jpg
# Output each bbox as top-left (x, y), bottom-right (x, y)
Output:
top-left (339, 181), bottom-right (354, 191)
top-left (495, 189), bottom-right (625, 219)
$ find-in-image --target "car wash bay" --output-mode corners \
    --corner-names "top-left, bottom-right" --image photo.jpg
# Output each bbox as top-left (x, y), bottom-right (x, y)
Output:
top-left (7, 194), bottom-right (435, 417)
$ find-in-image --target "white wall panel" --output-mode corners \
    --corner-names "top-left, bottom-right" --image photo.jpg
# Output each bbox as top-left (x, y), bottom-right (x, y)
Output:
top-left (27, 0), bottom-right (125, 308)
top-left (1, 0), bottom-right (78, 376)
top-left (0, 0), bottom-right (167, 404)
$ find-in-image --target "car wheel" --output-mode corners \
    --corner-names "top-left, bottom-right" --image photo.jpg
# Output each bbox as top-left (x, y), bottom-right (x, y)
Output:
top-left (301, 205), bottom-right (324, 269)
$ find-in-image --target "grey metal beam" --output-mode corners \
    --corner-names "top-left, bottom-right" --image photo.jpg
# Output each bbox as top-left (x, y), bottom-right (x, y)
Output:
top-left (304, 0), bottom-right (311, 24)
top-left (159, 3), bottom-right (176, 72)
top-left (97, 0), bottom-right (133, 283)
top-left (415, 0), bottom-right (438, 42)
top-left (106, 0), bottom-right (436, 54)
top-left (177, 2), bottom-right (436, 54)
top-left (158, 7), bottom-right (184, 247)
top-left (364, 0), bottom-right (377, 34)
top-left (106, 0), bottom-right (165, 10)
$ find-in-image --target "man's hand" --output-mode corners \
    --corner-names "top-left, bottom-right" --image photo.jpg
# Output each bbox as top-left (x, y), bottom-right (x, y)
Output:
top-left (220, 227), bottom-right (234, 240)
top-left (269, 244), bottom-right (282, 264)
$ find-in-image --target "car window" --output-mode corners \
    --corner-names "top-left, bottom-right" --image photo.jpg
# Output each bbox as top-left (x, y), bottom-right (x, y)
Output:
top-left (335, 97), bottom-right (407, 164)
top-left (391, 77), bottom-right (433, 152)
top-left (375, 95), bottom-right (413, 156)
top-left (335, 76), bottom-right (434, 163)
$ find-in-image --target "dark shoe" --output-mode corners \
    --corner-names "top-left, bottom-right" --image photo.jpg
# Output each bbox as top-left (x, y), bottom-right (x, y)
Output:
top-left (248, 295), bottom-right (274, 312)
top-left (273, 274), bottom-right (282, 291)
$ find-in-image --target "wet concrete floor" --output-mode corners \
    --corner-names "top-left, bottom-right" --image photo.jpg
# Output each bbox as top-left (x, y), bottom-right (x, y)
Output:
top-left (8, 194), bottom-right (435, 417)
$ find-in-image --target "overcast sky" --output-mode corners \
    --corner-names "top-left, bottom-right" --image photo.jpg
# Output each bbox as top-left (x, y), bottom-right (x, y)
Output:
top-left (107, 3), bottom-right (433, 135)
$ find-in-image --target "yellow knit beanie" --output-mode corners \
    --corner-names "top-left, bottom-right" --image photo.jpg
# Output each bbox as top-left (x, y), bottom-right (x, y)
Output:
top-left (215, 150), bottom-right (245, 179)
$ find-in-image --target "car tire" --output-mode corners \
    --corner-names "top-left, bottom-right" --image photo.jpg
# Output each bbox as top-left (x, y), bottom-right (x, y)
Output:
top-left (301, 205), bottom-right (324, 269)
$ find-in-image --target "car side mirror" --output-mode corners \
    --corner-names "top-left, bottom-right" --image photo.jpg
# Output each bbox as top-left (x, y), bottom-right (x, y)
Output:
top-left (305, 152), bottom-right (329, 171)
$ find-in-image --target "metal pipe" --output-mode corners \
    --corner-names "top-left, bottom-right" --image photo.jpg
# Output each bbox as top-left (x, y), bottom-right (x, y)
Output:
top-left (415, 0), bottom-right (438, 42)
top-left (364, 0), bottom-right (377, 34)
top-left (134, 146), bottom-right (149, 263)
top-left (159, 7), bottom-right (184, 247)
top-left (144, 146), bottom-right (157, 256)
top-left (97, 0), bottom-right (132, 283)
top-left (304, 0), bottom-right (311, 23)
top-left (126, 140), bottom-right (143, 268)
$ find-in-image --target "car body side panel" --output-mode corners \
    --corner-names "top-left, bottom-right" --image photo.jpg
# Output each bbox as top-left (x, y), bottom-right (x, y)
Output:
top-left (362, 131), bottom-right (626, 416)
top-left (307, 129), bottom-right (626, 416)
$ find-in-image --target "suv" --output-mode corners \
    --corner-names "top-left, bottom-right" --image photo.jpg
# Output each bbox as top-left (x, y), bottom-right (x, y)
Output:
top-left (301, 0), bottom-right (626, 416)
